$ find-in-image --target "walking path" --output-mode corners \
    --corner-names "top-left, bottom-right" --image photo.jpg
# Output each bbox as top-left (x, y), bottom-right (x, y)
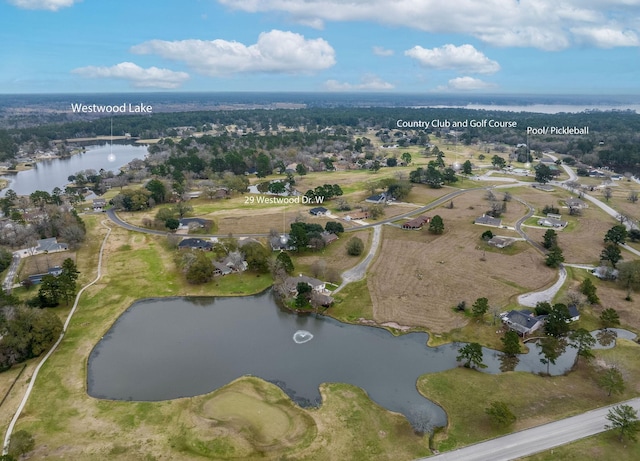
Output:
top-left (2, 221), bottom-right (112, 455)
top-left (420, 398), bottom-right (640, 461)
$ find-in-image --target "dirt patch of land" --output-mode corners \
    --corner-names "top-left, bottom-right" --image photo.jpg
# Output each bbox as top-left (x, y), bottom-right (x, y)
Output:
top-left (367, 191), bottom-right (555, 332)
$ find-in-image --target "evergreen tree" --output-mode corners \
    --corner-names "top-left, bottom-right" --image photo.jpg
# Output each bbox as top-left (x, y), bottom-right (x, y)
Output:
top-left (542, 229), bottom-right (558, 249)
top-left (501, 330), bottom-right (521, 356)
top-left (429, 215), bottom-right (444, 234)
top-left (606, 405), bottom-right (640, 442)
top-left (600, 308), bottom-right (621, 328)
top-left (580, 278), bottom-right (600, 304)
top-left (471, 297), bottom-right (489, 319)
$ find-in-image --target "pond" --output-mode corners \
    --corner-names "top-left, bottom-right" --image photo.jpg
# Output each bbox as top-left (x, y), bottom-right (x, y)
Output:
top-left (0, 142), bottom-right (147, 196)
top-left (87, 290), bottom-right (634, 431)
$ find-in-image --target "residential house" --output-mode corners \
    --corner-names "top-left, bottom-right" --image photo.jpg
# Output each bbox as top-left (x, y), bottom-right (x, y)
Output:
top-left (270, 234), bottom-right (295, 251)
top-left (27, 266), bottom-right (63, 285)
top-left (474, 214), bottom-right (502, 227)
top-left (487, 236), bottom-right (514, 248)
top-left (36, 237), bottom-right (68, 253)
top-left (402, 216), bottom-right (431, 230)
top-left (92, 198), bottom-right (107, 212)
top-left (178, 218), bottom-right (211, 231)
top-left (344, 211), bottom-right (369, 221)
top-left (366, 192), bottom-right (387, 204)
top-left (309, 207), bottom-right (328, 216)
top-left (320, 232), bottom-right (338, 245)
top-left (537, 217), bottom-right (568, 228)
top-left (592, 266), bottom-right (619, 280)
top-left (178, 238), bottom-right (213, 251)
top-left (565, 198), bottom-right (587, 209)
top-left (283, 275), bottom-right (329, 296)
top-left (212, 261), bottom-right (232, 276)
top-left (568, 304), bottom-right (580, 322)
top-left (501, 310), bottom-right (546, 336)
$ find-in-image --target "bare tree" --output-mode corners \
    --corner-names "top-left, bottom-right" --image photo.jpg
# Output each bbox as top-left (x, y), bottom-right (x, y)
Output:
top-left (628, 190), bottom-right (638, 204)
top-left (603, 187), bottom-right (613, 202)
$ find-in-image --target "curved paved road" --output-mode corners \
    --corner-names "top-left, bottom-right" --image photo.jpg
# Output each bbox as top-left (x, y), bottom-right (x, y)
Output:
top-left (421, 398), bottom-right (640, 461)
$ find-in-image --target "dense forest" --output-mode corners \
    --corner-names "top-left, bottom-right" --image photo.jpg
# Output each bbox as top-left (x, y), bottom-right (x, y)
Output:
top-left (1, 107), bottom-right (639, 173)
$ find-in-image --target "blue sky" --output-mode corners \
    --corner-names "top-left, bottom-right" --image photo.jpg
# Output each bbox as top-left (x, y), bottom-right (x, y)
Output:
top-left (1, 0), bottom-right (640, 94)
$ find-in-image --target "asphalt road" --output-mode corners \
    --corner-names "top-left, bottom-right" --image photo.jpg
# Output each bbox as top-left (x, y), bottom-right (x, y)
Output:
top-left (421, 398), bottom-right (640, 461)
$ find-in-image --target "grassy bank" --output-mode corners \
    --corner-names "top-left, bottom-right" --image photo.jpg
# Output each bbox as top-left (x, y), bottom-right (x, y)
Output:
top-left (419, 339), bottom-right (640, 452)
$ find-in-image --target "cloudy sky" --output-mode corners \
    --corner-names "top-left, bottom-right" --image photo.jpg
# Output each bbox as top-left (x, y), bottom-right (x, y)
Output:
top-left (2, 0), bottom-right (640, 93)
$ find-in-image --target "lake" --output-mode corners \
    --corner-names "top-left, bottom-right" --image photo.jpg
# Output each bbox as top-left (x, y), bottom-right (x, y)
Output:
top-left (0, 142), bottom-right (147, 197)
top-left (87, 291), bottom-right (630, 431)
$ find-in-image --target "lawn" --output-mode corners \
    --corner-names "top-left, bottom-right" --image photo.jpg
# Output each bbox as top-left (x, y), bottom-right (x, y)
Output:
top-left (420, 339), bottom-right (640, 452)
top-left (3, 220), bottom-right (433, 461)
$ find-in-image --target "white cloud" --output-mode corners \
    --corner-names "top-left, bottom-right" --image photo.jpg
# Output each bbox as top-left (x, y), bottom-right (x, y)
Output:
top-left (405, 44), bottom-right (499, 74)
top-left (218, 0), bottom-right (640, 50)
top-left (324, 75), bottom-right (394, 91)
top-left (8, 0), bottom-right (79, 11)
top-left (436, 76), bottom-right (496, 91)
top-left (571, 27), bottom-right (640, 47)
top-left (72, 62), bottom-right (189, 89)
top-left (373, 46), bottom-right (394, 57)
top-left (131, 30), bottom-right (336, 76)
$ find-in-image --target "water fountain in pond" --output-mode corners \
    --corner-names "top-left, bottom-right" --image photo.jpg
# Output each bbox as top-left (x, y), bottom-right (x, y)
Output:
top-left (293, 330), bottom-right (314, 344)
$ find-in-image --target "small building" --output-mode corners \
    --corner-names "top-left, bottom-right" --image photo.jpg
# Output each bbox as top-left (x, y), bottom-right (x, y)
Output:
top-left (402, 216), bottom-right (431, 230)
top-left (309, 207), bottom-right (328, 216)
top-left (501, 310), bottom-right (545, 336)
top-left (474, 214), bottom-right (502, 227)
top-left (178, 238), bottom-right (213, 251)
top-left (568, 304), bottom-right (580, 322)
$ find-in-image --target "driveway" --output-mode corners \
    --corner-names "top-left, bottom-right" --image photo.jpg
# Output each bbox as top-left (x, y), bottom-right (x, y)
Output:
top-left (333, 224), bottom-right (382, 293)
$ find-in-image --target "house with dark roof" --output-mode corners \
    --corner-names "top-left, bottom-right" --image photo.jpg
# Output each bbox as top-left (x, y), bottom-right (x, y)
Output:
top-left (27, 266), bottom-right (63, 285)
top-left (366, 192), bottom-right (387, 204)
top-left (178, 238), bottom-right (213, 251)
top-left (402, 216), bottom-right (431, 230)
top-left (474, 214), bottom-right (502, 227)
top-left (36, 238), bottom-right (68, 253)
top-left (309, 207), bottom-right (328, 216)
top-left (501, 310), bottom-right (545, 336)
top-left (568, 304), bottom-right (580, 322)
top-left (178, 218), bottom-right (211, 231)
